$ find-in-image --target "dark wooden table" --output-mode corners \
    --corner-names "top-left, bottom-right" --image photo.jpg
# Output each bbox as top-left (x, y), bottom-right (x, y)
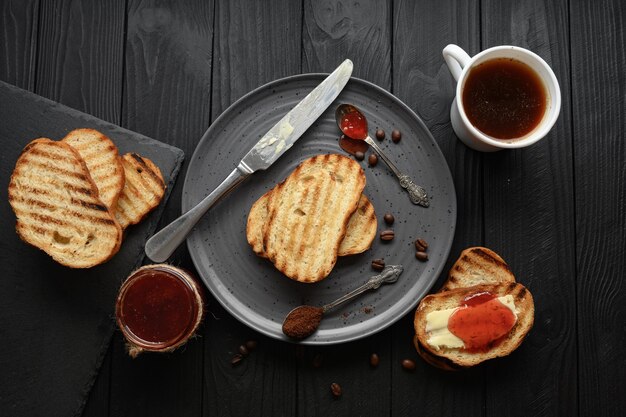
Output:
top-left (2, 0), bottom-right (625, 416)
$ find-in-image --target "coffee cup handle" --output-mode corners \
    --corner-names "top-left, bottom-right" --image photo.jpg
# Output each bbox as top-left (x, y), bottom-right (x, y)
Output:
top-left (443, 44), bottom-right (472, 81)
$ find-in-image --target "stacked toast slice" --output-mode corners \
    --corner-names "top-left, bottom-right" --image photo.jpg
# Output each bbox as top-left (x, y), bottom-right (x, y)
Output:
top-left (246, 154), bottom-right (376, 283)
top-left (248, 191), bottom-right (376, 258)
top-left (413, 247), bottom-right (535, 369)
top-left (8, 129), bottom-right (166, 268)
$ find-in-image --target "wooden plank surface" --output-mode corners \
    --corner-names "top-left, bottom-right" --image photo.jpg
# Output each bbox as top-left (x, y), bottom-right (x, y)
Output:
top-left (107, 1), bottom-right (214, 416)
top-left (35, 0), bottom-right (126, 124)
top-left (0, 0), bottom-right (624, 416)
top-left (31, 2), bottom-right (125, 417)
top-left (302, 0), bottom-right (391, 85)
top-left (297, 1), bottom-right (393, 416)
top-left (480, 1), bottom-right (578, 416)
top-left (391, 1), bottom-right (484, 416)
top-left (0, 0), bottom-right (38, 90)
top-left (570, 0), bottom-right (626, 415)
top-left (202, 1), bottom-right (302, 416)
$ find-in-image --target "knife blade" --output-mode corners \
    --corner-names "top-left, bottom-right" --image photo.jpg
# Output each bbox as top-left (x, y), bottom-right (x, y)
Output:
top-left (240, 60), bottom-right (353, 172)
top-left (145, 59), bottom-right (354, 262)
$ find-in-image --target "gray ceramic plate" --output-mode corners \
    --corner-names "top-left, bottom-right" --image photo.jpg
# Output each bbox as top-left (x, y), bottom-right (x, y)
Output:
top-left (183, 74), bottom-right (456, 345)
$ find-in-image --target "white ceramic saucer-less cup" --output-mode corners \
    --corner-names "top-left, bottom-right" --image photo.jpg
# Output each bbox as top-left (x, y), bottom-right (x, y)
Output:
top-left (443, 44), bottom-right (561, 152)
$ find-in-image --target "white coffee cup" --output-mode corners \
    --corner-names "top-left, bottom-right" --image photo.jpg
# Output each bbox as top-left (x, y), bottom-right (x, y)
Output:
top-left (443, 44), bottom-right (561, 152)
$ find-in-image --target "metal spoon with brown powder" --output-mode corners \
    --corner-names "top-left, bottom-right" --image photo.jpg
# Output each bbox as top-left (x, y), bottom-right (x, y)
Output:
top-left (282, 265), bottom-right (404, 340)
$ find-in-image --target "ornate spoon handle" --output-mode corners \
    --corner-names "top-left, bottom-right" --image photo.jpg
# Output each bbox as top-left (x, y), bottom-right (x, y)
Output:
top-left (364, 136), bottom-right (430, 207)
top-left (321, 265), bottom-right (404, 313)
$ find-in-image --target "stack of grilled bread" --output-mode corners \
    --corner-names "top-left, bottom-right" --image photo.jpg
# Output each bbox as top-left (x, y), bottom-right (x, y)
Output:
top-left (8, 129), bottom-right (166, 268)
top-left (414, 247), bottom-right (534, 370)
top-left (246, 154), bottom-right (377, 283)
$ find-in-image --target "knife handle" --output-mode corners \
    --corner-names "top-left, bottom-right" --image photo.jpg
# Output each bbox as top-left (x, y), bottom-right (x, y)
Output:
top-left (145, 166), bottom-right (249, 262)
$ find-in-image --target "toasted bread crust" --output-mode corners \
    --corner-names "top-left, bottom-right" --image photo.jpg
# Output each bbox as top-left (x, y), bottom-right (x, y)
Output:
top-left (247, 191), bottom-right (377, 258)
top-left (413, 336), bottom-right (462, 371)
top-left (338, 194), bottom-right (377, 256)
top-left (247, 188), bottom-right (273, 257)
top-left (62, 129), bottom-right (125, 211)
top-left (263, 154), bottom-right (366, 283)
top-left (8, 138), bottom-right (123, 268)
top-left (441, 247), bottom-right (516, 291)
top-left (114, 153), bottom-right (166, 229)
top-left (414, 283), bottom-right (534, 367)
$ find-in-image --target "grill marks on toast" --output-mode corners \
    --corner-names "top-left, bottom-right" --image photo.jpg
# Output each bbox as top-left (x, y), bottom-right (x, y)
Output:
top-left (247, 190), bottom-right (376, 258)
top-left (62, 129), bottom-right (125, 210)
top-left (115, 153), bottom-right (166, 229)
top-left (8, 138), bottom-right (122, 268)
top-left (263, 154), bottom-right (366, 283)
top-left (441, 246), bottom-right (516, 291)
top-left (9, 184), bottom-right (99, 211)
top-left (338, 194), bottom-right (376, 256)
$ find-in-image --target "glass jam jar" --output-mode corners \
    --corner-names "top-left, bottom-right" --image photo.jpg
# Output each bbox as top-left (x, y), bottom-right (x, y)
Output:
top-left (115, 264), bottom-right (205, 357)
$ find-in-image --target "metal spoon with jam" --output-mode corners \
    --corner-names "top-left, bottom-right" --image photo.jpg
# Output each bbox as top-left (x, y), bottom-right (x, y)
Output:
top-left (335, 104), bottom-right (430, 207)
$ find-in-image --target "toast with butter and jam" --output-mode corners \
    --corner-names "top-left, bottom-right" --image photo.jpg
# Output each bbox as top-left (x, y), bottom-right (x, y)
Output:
top-left (414, 282), bottom-right (534, 368)
top-left (413, 247), bottom-right (534, 369)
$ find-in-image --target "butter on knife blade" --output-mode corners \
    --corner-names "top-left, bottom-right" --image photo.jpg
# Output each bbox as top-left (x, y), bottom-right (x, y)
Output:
top-left (145, 59), bottom-right (354, 262)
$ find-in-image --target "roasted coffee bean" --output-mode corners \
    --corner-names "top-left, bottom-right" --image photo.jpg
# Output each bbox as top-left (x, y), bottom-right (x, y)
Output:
top-left (414, 239), bottom-right (427, 252)
top-left (330, 382), bottom-right (342, 398)
top-left (370, 353), bottom-right (380, 367)
top-left (245, 340), bottom-right (258, 351)
top-left (401, 359), bottom-right (416, 371)
top-left (415, 251), bottom-right (428, 261)
top-left (371, 259), bottom-right (385, 271)
top-left (231, 354), bottom-right (244, 366)
top-left (355, 151), bottom-right (365, 161)
top-left (380, 230), bottom-right (395, 241)
top-left (313, 353), bottom-right (324, 368)
top-left (239, 345), bottom-right (249, 356)
top-left (384, 213), bottom-right (395, 225)
top-left (391, 129), bottom-right (402, 143)
top-left (375, 129), bottom-right (385, 140)
top-left (368, 153), bottom-right (378, 166)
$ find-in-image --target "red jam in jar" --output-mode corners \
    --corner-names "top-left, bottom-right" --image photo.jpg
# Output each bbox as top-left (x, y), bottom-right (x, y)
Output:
top-left (116, 264), bottom-right (204, 356)
top-left (448, 292), bottom-right (516, 352)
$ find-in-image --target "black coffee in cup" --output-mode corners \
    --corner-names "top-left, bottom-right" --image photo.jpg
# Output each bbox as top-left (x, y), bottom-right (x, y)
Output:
top-left (462, 58), bottom-right (547, 140)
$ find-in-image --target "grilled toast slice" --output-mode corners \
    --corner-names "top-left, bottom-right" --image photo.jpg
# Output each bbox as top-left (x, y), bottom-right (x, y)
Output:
top-left (62, 129), bottom-right (125, 211)
top-left (413, 337), bottom-right (461, 371)
top-left (263, 154), bottom-right (366, 283)
top-left (441, 247), bottom-right (516, 291)
top-left (335, 193), bottom-right (376, 256)
top-left (414, 283), bottom-right (534, 368)
top-left (115, 153), bottom-right (166, 229)
top-left (8, 138), bottom-right (123, 268)
top-left (247, 191), bottom-right (376, 257)
top-left (246, 188), bottom-right (273, 257)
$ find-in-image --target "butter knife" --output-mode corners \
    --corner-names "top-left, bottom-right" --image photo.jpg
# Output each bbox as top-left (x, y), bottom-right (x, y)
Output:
top-left (145, 59), bottom-right (354, 262)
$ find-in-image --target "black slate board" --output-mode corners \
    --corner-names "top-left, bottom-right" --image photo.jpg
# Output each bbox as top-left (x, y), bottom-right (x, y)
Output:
top-left (0, 81), bottom-right (184, 417)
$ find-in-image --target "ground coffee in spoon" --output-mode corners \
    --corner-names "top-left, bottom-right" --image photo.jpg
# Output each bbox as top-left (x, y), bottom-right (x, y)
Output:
top-left (282, 305), bottom-right (323, 339)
